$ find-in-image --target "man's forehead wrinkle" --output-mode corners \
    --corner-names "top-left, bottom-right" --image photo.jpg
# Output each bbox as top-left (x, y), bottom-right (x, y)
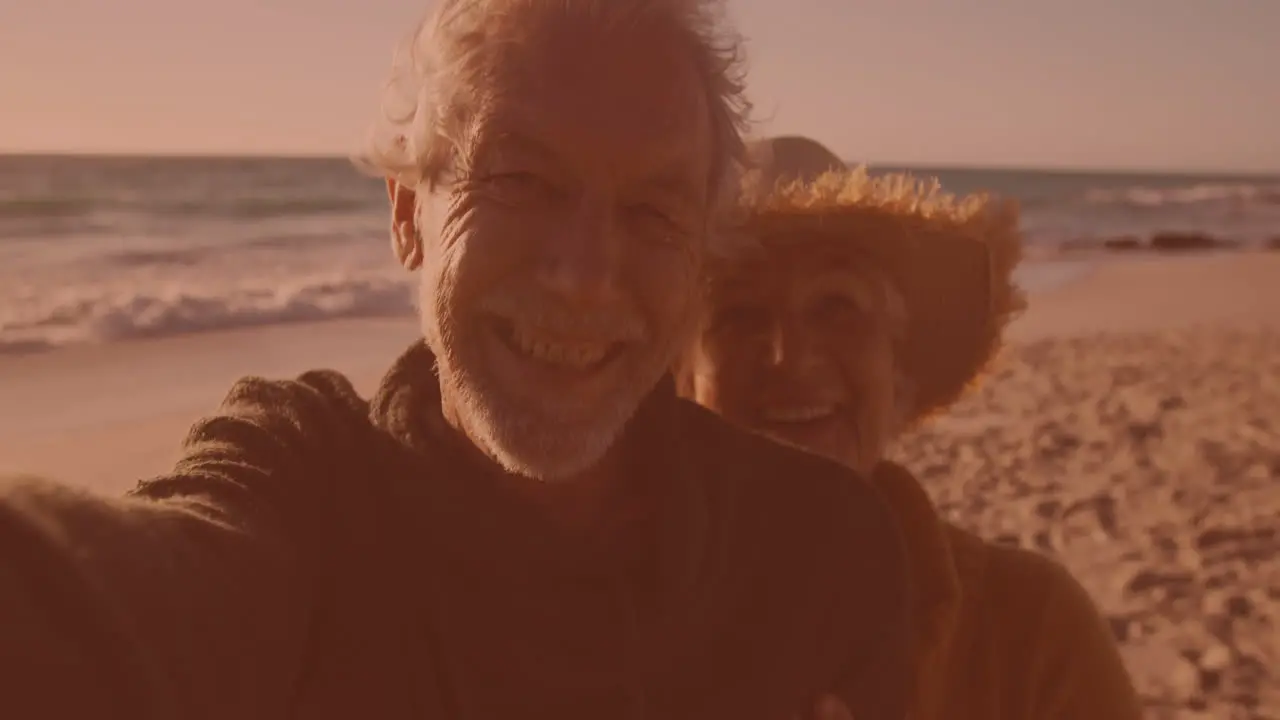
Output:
top-left (480, 87), bottom-right (708, 190)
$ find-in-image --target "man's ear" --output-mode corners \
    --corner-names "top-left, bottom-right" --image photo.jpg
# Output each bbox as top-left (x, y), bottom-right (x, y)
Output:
top-left (387, 178), bottom-right (423, 271)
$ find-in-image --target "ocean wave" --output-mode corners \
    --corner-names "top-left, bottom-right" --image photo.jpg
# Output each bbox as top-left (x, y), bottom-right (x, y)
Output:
top-left (93, 230), bottom-right (380, 270)
top-left (0, 195), bottom-right (378, 224)
top-left (0, 198), bottom-right (97, 220)
top-left (150, 197), bottom-right (379, 220)
top-left (0, 274), bottom-right (416, 354)
top-left (1083, 182), bottom-right (1280, 209)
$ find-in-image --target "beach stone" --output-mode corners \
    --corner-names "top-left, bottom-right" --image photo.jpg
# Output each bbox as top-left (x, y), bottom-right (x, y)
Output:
top-left (1204, 590), bottom-right (1255, 620)
top-left (1150, 231), bottom-right (1236, 252)
top-left (1199, 642), bottom-right (1233, 673)
top-left (1104, 236), bottom-right (1143, 251)
top-left (1033, 498), bottom-right (1061, 519)
top-left (1198, 667), bottom-right (1223, 694)
top-left (1126, 569), bottom-right (1196, 597)
top-left (1169, 654), bottom-right (1203, 699)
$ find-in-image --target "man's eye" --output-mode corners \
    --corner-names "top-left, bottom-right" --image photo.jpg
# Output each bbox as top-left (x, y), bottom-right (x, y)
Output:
top-left (480, 171), bottom-right (557, 200)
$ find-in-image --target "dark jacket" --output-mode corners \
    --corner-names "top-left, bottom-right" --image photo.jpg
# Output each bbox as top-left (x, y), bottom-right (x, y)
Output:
top-left (0, 342), bottom-right (911, 720)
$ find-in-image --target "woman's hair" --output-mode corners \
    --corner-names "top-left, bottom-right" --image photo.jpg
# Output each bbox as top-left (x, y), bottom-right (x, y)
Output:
top-left (352, 0), bottom-right (752, 206)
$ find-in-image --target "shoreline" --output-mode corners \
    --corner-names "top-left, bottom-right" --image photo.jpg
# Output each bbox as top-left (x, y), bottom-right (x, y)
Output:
top-left (0, 317), bottom-right (419, 493)
top-left (0, 247), bottom-right (1272, 361)
top-left (2, 252), bottom-right (1279, 492)
top-left (1009, 251), bottom-right (1280, 340)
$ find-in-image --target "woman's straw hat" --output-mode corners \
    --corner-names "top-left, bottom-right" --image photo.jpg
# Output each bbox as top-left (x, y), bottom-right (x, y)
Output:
top-left (716, 135), bottom-right (1026, 424)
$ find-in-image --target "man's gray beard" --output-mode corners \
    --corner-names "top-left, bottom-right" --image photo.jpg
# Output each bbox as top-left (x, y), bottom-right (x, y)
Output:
top-left (422, 300), bottom-right (697, 483)
top-left (445, 355), bottom-right (635, 480)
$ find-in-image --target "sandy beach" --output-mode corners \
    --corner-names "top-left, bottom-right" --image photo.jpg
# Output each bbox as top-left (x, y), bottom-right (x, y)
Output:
top-left (899, 251), bottom-right (1280, 718)
top-left (2, 251), bottom-right (1278, 716)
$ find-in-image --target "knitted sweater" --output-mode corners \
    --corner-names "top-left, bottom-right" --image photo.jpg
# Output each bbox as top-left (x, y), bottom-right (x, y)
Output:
top-left (0, 342), bottom-right (912, 720)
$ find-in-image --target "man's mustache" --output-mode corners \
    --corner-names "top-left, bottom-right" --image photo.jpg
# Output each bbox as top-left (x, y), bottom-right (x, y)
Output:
top-left (481, 292), bottom-right (646, 342)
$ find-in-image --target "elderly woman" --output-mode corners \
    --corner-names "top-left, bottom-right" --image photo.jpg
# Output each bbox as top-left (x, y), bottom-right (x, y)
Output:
top-left (678, 136), bottom-right (1142, 720)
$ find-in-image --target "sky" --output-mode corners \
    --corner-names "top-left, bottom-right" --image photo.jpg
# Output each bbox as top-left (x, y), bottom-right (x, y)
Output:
top-left (2, 0), bottom-right (1277, 172)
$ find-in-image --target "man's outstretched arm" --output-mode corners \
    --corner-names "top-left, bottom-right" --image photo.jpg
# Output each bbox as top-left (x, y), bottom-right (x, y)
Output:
top-left (0, 374), bottom-right (363, 719)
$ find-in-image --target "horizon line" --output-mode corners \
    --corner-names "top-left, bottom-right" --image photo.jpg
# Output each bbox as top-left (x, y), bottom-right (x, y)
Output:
top-left (1, 149), bottom-right (1277, 179)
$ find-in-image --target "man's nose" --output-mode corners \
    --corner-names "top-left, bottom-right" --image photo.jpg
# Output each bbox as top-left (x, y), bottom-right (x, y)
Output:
top-left (766, 319), bottom-right (822, 373)
top-left (535, 202), bottom-right (621, 305)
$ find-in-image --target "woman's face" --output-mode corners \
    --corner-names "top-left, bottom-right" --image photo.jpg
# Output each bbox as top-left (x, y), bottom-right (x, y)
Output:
top-left (684, 241), bottom-right (905, 474)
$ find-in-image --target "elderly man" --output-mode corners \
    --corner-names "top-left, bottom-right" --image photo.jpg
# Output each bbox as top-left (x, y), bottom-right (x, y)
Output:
top-left (0, 5), bottom-right (910, 720)
top-left (678, 135), bottom-right (1142, 719)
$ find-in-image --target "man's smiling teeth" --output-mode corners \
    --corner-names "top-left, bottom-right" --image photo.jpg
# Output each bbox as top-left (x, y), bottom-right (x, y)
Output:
top-left (763, 405), bottom-right (837, 423)
top-left (509, 324), bottom-right (610, 369)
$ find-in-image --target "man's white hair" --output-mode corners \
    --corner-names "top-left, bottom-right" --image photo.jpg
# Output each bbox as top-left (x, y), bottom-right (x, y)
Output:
top-left (353, 0), bottom-right (751, 208)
